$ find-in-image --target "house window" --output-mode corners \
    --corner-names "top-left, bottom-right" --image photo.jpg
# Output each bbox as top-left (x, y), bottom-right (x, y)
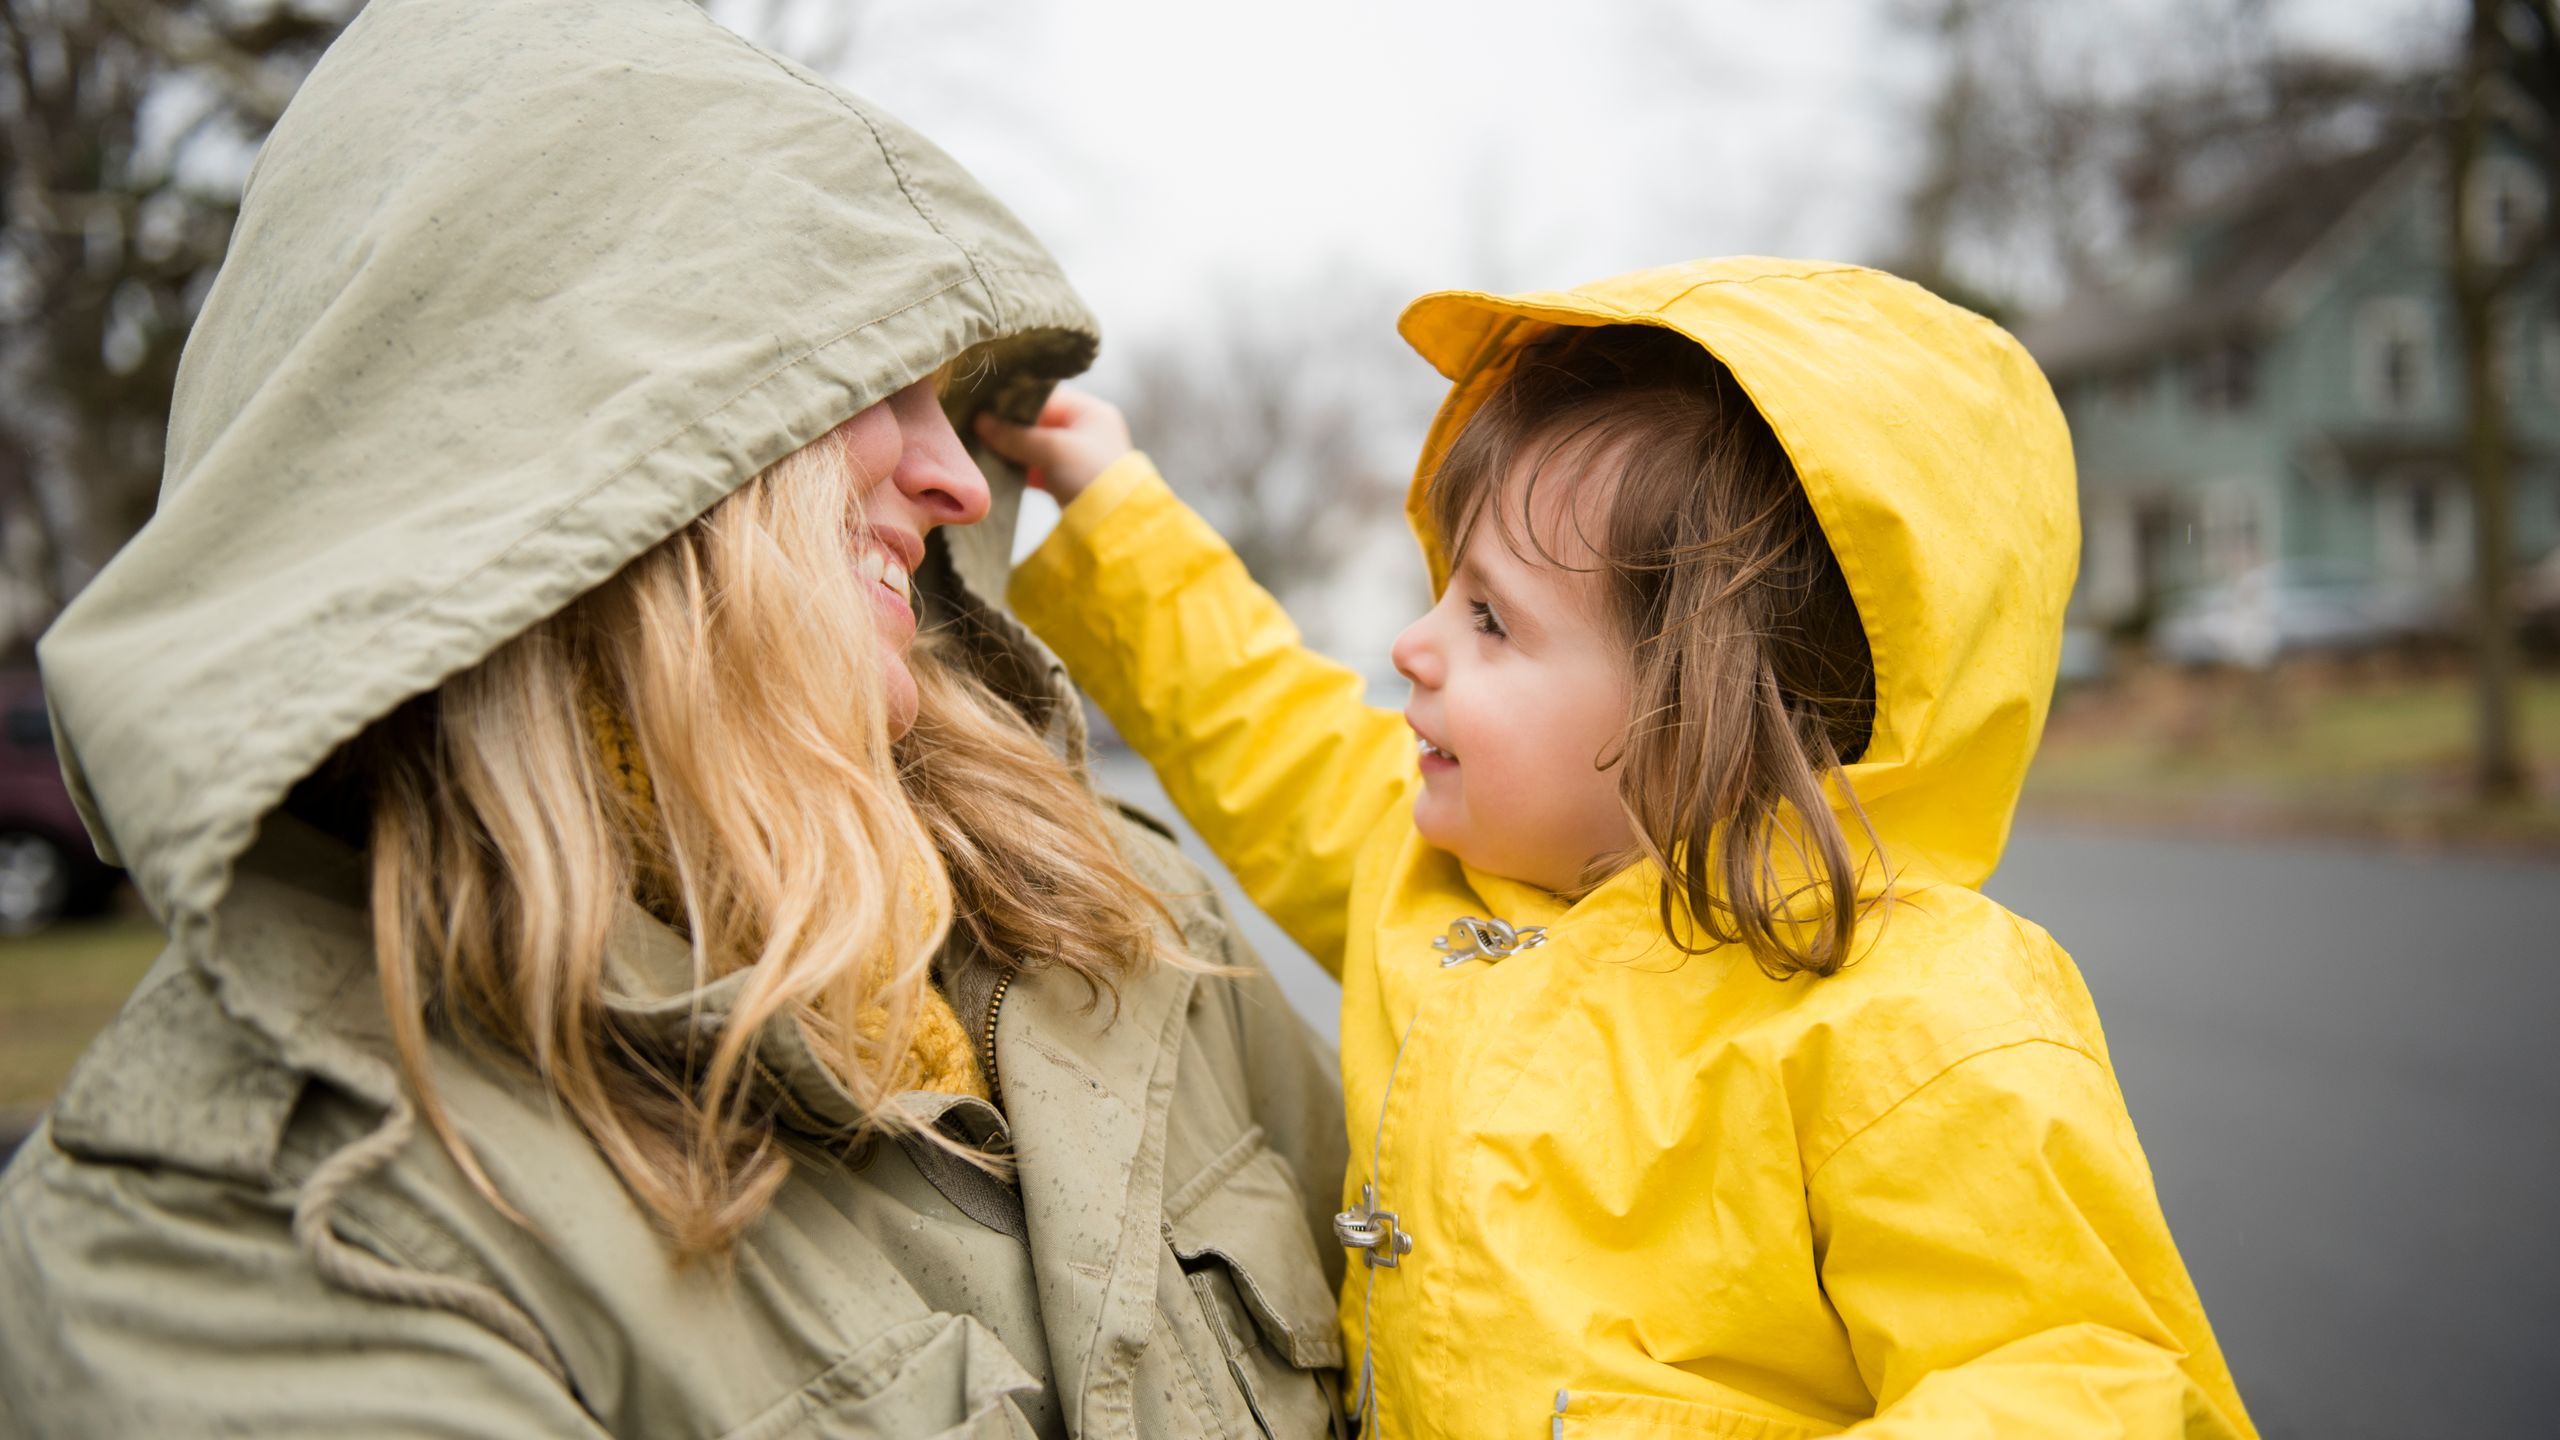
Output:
top-left (2467, 156), bottom-right (2546, 266)
top-left (2375, 470), bottom-right (2472, 588)
top-left (2187, 340), bottom-right (2257, 413)
top-left (2355, 297), bottom-right (2436, 419)
top-left (2101, 367), bottom-right (2152, 416)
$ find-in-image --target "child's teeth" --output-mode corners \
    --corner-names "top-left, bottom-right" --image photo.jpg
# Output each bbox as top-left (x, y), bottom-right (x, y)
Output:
top-left (857, 550), bottom-right (885, 587)
top-left (883, 559), bottom-right (910, 602)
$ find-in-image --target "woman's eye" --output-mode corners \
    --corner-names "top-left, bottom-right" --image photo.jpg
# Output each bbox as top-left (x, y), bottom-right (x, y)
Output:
top-left (1469, 600), bottom-right (1506, 638)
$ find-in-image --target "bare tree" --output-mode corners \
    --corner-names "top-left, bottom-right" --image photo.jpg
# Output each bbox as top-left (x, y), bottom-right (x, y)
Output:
top-left (0, 0), bottom-right (357, 653)
top-left (1116, 280), bottom-right (1435, 612)
top-left (1907, 0), bottom-right (2554, 802)
top-left (1895, 0), bottom-right (2427, 312)
top-left (2448, 0), bottom-right (2559, 804)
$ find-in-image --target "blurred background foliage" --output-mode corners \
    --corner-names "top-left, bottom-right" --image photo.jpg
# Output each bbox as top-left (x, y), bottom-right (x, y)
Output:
top-left (0, 0), bottom-right (358, 640)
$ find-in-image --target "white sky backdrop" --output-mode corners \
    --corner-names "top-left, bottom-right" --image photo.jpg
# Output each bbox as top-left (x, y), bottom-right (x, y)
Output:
top-left (793, 2), bottom-right (1925, 342)
top-left (781, 0), bottom-right (2451, 338)
top-left (720, 0), bottom-right (2456, 654)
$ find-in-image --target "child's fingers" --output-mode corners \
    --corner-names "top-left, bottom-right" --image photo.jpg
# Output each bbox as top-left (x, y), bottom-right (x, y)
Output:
top-left (1039, 385), bottom-right (1107, 427)
top-left (1030, 385), bottom-right (1133, 454)
top-left (973, 386), bottom-right (1129, 502)
top-left (971, 411), bottom-right (1061, 468)
top-left (968, 416), bottom-right (1049, 489)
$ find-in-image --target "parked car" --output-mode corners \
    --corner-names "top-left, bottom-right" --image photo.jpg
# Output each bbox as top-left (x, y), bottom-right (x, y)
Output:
top-left (2150, 563), bottom-right (2440, 668)
top-left (0, 669), bottom-right (120, 934)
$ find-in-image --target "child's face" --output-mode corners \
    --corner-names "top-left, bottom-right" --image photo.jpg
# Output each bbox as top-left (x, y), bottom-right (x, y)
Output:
top-left (1391, 465), bottom-right (1635, 894)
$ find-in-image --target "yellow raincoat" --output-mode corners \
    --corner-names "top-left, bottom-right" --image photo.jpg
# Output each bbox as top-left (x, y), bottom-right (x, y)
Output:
top-left (1012, 258), bottom-right (2255, 1439)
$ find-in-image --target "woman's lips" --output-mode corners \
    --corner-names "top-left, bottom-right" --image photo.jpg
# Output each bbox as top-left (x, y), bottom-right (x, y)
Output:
top-left (855, 546), bottom-right (916, 643)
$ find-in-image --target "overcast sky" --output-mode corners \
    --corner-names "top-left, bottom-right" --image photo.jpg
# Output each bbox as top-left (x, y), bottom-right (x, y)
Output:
top-left (750, 0), bottom-right (2455, 355)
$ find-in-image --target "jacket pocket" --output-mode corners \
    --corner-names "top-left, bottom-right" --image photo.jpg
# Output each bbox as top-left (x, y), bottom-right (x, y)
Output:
top-left (1553, 1389), bottom-right (1830, 1439)
top-left (1167, 1128), bottom-right (1348, 1439)
top-left (724, 1312), bottom-right (1041, 1440)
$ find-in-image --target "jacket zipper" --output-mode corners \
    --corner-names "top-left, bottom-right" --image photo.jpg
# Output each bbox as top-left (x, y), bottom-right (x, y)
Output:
top-left (980, 969), bottom-right (1014, 1104)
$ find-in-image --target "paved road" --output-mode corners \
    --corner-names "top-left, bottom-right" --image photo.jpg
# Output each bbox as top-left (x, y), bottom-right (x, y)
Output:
top-left (1094, 751), bottom-right (2560, 1440)
top-left (1990, 826), bottom-right (2559, 1440)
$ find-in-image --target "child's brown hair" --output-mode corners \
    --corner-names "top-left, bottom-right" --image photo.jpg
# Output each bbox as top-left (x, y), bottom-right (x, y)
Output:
top-left (1423, 324), bottom-right (1878, 976)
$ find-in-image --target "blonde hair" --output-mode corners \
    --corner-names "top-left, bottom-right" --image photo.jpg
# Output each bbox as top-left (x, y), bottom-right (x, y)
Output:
top-left (357, 416), bottom-right (1169, 1255)
top-left (1425, 324), bottom-right (1881, 977)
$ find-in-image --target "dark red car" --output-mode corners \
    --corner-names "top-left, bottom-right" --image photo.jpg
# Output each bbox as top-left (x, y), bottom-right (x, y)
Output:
top-left (0, 669), bottom-right (120, 933)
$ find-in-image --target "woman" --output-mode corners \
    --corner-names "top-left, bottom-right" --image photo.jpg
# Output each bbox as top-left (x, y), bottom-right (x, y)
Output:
top-left (0, 1), bottom-right (1348, 1435)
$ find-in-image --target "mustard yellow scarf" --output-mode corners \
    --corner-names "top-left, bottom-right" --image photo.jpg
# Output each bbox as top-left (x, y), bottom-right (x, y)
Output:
top-left (586, 694), bottom-right (988, 1100)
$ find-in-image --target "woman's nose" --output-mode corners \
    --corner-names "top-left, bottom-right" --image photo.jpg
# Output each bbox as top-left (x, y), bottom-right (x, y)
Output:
top-left (889, 382), bottom-right (992, 528)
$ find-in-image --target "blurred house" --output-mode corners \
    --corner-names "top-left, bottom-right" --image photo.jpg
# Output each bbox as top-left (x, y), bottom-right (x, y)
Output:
top-left (2019, 124), bottom-right (2560, 641)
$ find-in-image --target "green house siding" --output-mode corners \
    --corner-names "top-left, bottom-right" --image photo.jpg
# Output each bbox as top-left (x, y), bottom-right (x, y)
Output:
top-left (2041, 136), bottom-right (2559, 631)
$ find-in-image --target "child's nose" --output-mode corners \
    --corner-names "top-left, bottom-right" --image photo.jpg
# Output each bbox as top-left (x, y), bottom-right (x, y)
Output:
top-left (1390, 616), bottom-right (1439, 689)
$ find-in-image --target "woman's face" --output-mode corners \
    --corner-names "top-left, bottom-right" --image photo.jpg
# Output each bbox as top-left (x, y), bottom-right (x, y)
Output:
top-left (835, 377), bottom-right (992, 737)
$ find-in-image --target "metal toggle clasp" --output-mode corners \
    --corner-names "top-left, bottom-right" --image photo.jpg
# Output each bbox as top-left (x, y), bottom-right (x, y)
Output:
top-left (1433, 915), bottom-right (1549, 968)
top-left (1333, 1183), bottom-right (1413, 1268)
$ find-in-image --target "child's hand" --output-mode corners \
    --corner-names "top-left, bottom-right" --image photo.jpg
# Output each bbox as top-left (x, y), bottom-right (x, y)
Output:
top-left (973, 386), bottom-right (1133, 506)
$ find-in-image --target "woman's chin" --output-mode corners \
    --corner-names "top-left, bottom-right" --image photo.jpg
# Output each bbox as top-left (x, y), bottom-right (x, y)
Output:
top-left (882, 658), bottom-right (919, 740)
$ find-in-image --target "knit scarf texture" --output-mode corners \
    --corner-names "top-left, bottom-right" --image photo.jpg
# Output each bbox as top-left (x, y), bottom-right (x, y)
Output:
top-left (585, 692), bottom-right (989, 1101)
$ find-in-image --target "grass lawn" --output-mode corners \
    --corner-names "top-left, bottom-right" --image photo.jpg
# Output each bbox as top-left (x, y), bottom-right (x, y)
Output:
top-left (0, 914), bottom-right (165, 1116)
top-left (2027, 664), bottom-right (2560, 848)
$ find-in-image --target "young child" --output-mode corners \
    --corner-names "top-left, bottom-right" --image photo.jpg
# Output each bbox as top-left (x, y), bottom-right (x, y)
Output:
top-left (986, 259), bottom-right (2255, 1439)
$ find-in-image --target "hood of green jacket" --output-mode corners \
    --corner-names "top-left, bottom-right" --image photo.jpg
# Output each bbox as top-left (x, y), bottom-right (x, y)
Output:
top-left (38, 0), bottom-right (1096, 937)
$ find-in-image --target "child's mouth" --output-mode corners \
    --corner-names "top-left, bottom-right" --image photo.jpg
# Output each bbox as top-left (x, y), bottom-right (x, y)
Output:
top-left (1417, 736), bottom-right (1458, 766)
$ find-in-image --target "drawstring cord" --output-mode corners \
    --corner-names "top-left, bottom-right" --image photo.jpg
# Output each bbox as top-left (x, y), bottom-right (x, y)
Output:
top-left (291, 1095), bottom-right (569, 1382)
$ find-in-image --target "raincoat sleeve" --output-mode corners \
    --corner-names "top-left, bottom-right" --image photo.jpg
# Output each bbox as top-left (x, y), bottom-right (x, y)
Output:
top-left (1807, 1040), bottom-right (2256, 1439)
top-left (1010, 454), bottom-right (1414, 973)
top-left (0, 1144), bottom-right (609, 1439)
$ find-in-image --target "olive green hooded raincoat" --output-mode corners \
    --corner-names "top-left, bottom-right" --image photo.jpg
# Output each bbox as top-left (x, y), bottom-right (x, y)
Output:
top-left (0, 1), bottom-right (1348, 1435)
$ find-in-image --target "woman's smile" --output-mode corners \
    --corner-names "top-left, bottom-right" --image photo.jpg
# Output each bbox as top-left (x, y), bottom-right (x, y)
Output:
top-left (852, 534), bottom-right (919, 645)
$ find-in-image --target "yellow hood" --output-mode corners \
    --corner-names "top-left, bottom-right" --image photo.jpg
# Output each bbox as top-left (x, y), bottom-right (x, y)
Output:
top-left (1399, 257), bottom-right (2077, 889)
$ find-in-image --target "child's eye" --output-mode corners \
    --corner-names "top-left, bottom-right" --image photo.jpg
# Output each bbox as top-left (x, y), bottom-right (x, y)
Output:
top-left (1469, 600), bottom-right (1507, 639)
